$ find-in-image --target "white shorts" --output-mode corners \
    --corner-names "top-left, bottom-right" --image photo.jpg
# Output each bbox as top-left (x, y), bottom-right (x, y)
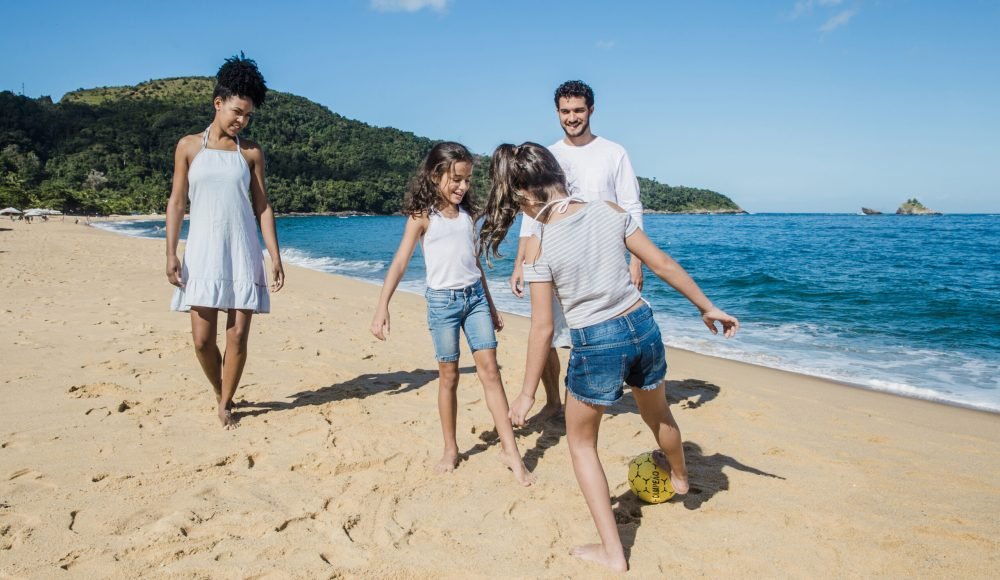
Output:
top-left (551, 295), bottom-right (571, 348)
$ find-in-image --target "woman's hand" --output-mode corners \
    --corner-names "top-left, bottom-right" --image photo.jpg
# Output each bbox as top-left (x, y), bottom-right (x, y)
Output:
top-left (271, 260), bottom-right (285, 292)
top-left (701, 308), bottom-right (740, 338)
top-left (371, 308), bottom-right (390, 341)
top-left (166, 255), bottom-right (184, 288)
top-left (508, 391), bottom-right (536, 427)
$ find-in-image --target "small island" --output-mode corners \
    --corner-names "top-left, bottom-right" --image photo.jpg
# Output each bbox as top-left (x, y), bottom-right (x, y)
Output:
top-left (861, 207), bottom-right (882, 215)
top-left (896, 198), bottom-right (942, 215)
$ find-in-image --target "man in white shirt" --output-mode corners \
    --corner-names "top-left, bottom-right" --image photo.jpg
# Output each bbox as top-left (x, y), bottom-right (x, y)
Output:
top-left (509, 80), bottom-right (646, 422)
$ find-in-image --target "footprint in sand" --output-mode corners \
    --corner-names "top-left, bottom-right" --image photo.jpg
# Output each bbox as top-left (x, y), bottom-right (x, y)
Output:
top-left (1, 519), bottom-right (34, 552)
top-left (8, 468), bottom-right (39, 481)
top-left (67, 382), bottom-right (132, 399)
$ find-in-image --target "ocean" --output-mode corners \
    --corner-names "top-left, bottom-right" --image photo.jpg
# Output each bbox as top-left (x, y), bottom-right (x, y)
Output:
top-left (97, 213), bottom-right (1000, 413)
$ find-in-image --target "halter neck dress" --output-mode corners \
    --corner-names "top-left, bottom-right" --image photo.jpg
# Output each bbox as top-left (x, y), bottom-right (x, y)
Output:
top-left (170, 128), bottom-right (270, 313)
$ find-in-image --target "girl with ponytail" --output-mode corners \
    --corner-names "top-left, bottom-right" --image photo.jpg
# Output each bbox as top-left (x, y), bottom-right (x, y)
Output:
top-left (480, 142), bottom-right (739, 572)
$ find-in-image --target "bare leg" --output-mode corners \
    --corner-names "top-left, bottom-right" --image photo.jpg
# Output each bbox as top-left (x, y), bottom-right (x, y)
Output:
top-left (529, 347), bottom-right (563, 423)
top-left (217, 309), bottom-right (253, 430)
top-left (435, 361), bottom-right (460, 472)
top-left (565, 395), bottom-right (628, 572)
top-left (189, 307), bottom-right (224, 406)
top-left (632, 382), bottom-right (689, 494)
top-left (471, 349), bottom-right (535, 487)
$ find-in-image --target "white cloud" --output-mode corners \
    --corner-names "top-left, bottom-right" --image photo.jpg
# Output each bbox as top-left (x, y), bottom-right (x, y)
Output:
top-left (819, 8), bottom-right (856, 32)
top-left (791, 0), bottom-right (844, 19)
top-left (596, 40), bottom-right (616, 50)
top-left (370, 0), bottom-right (450, 13)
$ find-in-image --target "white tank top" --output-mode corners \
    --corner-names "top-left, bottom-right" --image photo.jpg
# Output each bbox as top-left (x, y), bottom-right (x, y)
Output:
top-left (422, 208), bottom-right (481, 290)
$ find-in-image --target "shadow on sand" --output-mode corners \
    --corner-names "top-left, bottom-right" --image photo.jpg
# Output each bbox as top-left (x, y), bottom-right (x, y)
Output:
top-left (606, 378), bottom-right (722, 416)
top-left (611, 441), bottom-right (785, 561)
top-left (237, 366), bottom-right (477, 418)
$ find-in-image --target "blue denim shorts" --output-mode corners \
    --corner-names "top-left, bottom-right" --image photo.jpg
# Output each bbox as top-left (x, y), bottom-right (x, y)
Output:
top-left (425, 279), bottom-right (498, 363)
top-left (566, 303), bottom-right (667, 406)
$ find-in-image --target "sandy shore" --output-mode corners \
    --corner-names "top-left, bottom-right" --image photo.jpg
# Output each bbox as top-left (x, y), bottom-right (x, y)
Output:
top-left (1, 220), bottom-right (997, 578)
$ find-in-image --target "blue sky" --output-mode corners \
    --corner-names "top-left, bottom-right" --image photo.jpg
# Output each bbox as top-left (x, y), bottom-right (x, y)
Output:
top-left (2, 0), bottom-right (998, 212)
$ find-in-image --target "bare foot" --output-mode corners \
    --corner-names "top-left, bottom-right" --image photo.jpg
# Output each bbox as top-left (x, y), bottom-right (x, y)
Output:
top-left (434, 449), bottom-right (459, 473)
top-left (652, 449), bottom-right (688, 495)
top-left (218, 408), bottom-right (238, 430)
top-left (571, 543), bottom-right (627, 572)
top-left (528, 403), bottom-right (563, 424)
top-left (498, 450), bottom-right (536, 487)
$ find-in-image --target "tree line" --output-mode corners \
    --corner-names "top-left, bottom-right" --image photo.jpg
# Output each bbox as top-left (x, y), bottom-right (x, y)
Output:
top-left (0, 77), bottom-right (741, 215)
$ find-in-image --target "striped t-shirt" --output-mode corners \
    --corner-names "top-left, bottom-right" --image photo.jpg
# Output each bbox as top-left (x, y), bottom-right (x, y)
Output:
top-left (522, 201), bottom-right (642, 329)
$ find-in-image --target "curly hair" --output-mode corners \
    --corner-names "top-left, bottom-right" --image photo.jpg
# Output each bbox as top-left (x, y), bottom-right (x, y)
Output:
top-left (213, 52), bottom-right (267, 107)
top-left (478, 142), bottom-right (567, 266)
top-left (401, 142), bottom-right (476, 218)
top-left (554, 80), bottom-right (594, 108)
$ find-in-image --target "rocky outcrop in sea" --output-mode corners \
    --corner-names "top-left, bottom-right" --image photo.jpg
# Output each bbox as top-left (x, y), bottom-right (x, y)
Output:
top-left (896, 198), bottom-right (942, 215)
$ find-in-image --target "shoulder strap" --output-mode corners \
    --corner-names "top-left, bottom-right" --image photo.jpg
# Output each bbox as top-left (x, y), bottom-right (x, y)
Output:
top-left (537, 195), bottom-right (585, 224)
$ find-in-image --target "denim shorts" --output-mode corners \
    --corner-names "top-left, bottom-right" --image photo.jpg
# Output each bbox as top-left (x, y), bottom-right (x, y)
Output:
top-left (425, 279), bottom-right (498, 363)
top-left (566, 303), bottom-right (667, 406)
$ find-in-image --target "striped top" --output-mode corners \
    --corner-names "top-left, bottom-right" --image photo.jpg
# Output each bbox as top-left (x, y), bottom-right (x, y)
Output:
top-left (522, 201), bottom-right (642, 329)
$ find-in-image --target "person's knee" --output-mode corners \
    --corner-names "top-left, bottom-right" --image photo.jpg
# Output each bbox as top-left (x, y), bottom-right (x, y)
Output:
top-left (476, 361), bottom-right (501, 387)
top-left (192, 332), bottom-right (216, 353)
top-left (567, 436), bottom-right (598, 462)
top-left (226, 325), bottom-right (251, 349)
top-left (438, 366), bottom-right (459, 388)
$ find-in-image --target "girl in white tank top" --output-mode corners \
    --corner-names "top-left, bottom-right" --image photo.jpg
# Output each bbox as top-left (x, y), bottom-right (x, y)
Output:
top-left (370, 142), bottom-right (534, 486)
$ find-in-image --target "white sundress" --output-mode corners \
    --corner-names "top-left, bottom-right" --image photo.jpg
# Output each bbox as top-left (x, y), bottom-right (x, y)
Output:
top-left (170, 128), bottom-right (270, 313)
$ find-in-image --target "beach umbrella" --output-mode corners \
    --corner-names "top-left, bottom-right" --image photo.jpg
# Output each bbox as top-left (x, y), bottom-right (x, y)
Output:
top-left (0, 207), bottom-right (22, 215)
top-left (23, 209), bottom-right (45, 217)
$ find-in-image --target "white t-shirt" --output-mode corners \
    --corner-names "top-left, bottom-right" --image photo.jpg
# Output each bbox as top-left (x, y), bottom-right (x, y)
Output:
top-left (519, 136), bottom-right (643, 238)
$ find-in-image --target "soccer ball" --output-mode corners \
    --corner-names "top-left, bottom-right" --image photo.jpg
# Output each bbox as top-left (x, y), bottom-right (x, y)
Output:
top-left (628, 451), bottom-right (675, 504)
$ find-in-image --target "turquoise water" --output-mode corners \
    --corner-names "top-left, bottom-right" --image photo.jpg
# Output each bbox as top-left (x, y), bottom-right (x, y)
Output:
top-left (100, 213), bottom-right (1000, 412)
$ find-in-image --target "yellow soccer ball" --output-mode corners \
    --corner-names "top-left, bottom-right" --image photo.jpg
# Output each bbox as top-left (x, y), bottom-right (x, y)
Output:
top-left (628, 451), bottom-right (675, 504)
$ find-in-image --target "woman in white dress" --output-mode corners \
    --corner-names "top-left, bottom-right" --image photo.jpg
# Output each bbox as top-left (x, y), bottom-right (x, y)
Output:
top-left (165, 54), bottom-right (284, 429)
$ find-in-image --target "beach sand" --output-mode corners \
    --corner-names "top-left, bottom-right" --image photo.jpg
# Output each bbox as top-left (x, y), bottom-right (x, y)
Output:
top-left (1, 220), bottom-right (997, 578)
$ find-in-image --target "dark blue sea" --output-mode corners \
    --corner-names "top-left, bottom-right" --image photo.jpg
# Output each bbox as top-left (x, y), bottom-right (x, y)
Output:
top-left (99, 213), bottom-right (1000, 413)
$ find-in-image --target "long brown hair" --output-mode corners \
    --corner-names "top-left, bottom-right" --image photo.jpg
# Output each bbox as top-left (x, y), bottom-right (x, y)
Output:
top-left (478, 142), bottom-right (567, 267)
top-left (402, 142), bottom-right (476, 217)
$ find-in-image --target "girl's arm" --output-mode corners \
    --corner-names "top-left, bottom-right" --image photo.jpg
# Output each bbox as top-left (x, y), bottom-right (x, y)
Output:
top-left (246, 143), bottom-right (284, 292)
top-left (625, 229), bottom-right (740, 338)
top-left (477, 261), bottom-right (504, 332)
top-left (165, 136), bottom-right (194, 287)
top-left (371, 215), bottom-right (427, 340)
top-left (509, 280), bottom-right (554, 426)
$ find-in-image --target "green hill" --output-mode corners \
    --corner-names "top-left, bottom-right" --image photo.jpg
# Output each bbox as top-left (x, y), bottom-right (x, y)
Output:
top-left (0, 78), bottom-right (742, 215)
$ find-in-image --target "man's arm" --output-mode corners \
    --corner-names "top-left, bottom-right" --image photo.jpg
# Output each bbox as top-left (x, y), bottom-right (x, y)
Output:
top-left (615, 150), bottom-right (645, 289)
top-left (614, 150), bottom-right (644, 229)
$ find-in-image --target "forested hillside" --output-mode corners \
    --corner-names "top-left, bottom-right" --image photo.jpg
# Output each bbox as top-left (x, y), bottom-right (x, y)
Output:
top-left (0, 78), bottom-right (742, 214)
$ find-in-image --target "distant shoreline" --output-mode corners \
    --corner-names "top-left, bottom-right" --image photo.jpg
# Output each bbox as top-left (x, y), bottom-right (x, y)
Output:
top-left (62, 210), bottom-right (998, 222)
